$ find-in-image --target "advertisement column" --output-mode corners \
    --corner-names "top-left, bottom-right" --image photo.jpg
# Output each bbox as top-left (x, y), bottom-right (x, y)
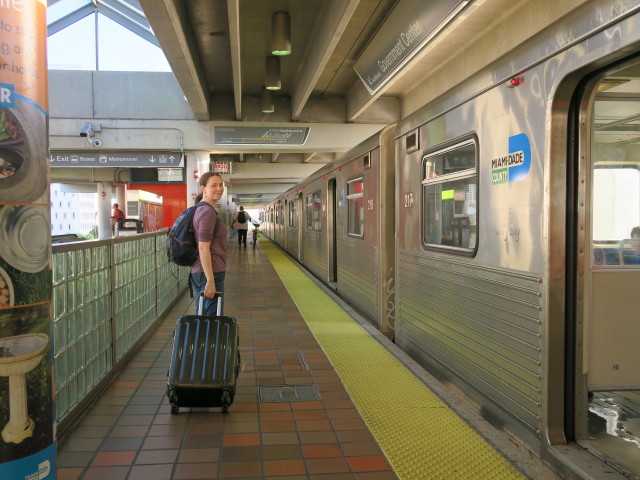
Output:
top-left (0, 1), bottom-right (56, 479)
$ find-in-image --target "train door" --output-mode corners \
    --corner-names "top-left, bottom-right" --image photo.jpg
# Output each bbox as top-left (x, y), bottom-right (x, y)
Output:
top-left (327, 178), bottom-right (337, 284)
top-left (575, 58), bottom-right (640, 475)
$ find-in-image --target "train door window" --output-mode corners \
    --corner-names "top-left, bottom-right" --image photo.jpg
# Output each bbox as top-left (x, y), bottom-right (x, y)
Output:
top-left (347, 177), bottom-right (364, 237)
top-left (312, 190), bottom-right (322, 231)
top-left (421, 138), bottom-right (478, 252)
top-left (289, 199), bottom-right (297, 227)
top-left (306, 194), bottom-right (313, 229)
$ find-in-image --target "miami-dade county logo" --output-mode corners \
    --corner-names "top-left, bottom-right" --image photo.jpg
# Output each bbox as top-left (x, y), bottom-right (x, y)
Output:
top-left (491, 133), bottom-right (531, 184)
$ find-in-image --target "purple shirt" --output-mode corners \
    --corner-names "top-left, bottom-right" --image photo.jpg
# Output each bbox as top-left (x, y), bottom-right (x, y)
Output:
top-left (190, 204), bottom-right (228, 273)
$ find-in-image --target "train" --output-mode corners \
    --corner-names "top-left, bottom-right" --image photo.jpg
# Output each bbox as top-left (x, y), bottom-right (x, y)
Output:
top-left (260, 3), bottom-right (640, 479)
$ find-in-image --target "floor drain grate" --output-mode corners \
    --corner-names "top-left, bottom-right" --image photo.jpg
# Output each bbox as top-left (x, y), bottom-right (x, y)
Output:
top-left (258, 385), bottom-right (321, 403)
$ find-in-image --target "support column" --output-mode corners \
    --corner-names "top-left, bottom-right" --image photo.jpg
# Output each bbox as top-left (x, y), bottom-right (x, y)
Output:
top-left (0, 1), bottom-right (57, 478)
top-left (97, 182), bottom-right (113, 239)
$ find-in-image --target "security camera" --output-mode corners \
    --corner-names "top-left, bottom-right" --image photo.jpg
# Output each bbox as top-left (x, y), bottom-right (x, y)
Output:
top-left (92, 139), bottom-right (102, 147)
top-left (80, 123), bottom-right (94, 137)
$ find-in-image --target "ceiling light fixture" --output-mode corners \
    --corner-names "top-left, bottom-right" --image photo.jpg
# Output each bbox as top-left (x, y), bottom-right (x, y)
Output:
top-left (271, 11), bottom-right (291, 56)
top-left (265, 56), bottom-right (281, 90)
top-left (261, 87), bottom-right (274, 113)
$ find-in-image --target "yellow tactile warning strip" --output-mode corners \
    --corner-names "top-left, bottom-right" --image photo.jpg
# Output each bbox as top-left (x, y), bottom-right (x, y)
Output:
top-left (261, 240), bottom-right (524, 480)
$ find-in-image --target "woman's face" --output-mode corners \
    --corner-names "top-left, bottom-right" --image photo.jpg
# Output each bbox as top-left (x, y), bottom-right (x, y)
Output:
top-left (201, 175), bottom-right (224, 203)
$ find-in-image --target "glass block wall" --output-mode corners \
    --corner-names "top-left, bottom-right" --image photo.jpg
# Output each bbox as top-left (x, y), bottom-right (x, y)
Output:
top-left (52, 232), bottom-right (189, 422)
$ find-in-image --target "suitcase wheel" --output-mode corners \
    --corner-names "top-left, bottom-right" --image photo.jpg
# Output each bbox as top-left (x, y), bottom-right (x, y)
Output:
top-left (221, 390), bottom-right (231, 415)
top-left (170, 404), bottom-right (179, 415)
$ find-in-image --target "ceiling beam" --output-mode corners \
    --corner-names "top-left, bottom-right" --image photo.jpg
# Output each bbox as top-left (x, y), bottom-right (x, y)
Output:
top-left (227, 0), bottom-right (243, 120)
top-left (291, 0), bottom-right (360, 121)
top-left (303, 152), bottom-right (318, 163)
top-left (138, 0), bottom-right (210, 120)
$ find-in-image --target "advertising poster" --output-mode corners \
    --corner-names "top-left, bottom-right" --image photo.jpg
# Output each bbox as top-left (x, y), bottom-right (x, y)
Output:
top-left (0, 1), bottom-right (56, 479)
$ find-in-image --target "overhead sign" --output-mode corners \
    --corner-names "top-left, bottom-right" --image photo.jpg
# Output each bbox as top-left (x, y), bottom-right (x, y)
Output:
top-left (50, 152), bottom-right (184, 167)
top-left (214, 126), bottom-right (309, 145)
top-left (354, 0), bottom-right (469, 94)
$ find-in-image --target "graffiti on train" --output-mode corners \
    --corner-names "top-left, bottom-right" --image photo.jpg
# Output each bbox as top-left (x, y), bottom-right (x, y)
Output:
top-left (384, 266), bottom-right (396, 330)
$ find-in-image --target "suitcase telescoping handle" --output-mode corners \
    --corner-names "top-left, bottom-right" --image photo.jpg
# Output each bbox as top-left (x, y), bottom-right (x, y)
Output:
top-left (199, 292), bottom-right (223, 316)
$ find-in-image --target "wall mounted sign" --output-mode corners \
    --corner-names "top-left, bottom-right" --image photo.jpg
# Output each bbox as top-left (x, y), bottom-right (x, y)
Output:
top-left (50, 152), bottom-right (184, 167)
top-left (214, 126), bottom-right (309, 145)
top-left (354, 0), bottom-right (469, 94)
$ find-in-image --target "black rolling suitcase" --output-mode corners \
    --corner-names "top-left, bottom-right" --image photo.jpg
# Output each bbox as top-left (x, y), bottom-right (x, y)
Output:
top-left (167, 294), bottom-right (240, 414)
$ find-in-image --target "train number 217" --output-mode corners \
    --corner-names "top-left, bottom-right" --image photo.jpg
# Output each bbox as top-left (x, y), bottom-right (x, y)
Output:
top-left (404, 193), bottom-right (414, 208)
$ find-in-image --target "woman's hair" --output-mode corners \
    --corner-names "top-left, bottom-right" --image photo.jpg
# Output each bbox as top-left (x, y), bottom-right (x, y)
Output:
top-left (199, 171), bottom-right (223, 188)
top-left (194, 193), bottom-right (203, 204)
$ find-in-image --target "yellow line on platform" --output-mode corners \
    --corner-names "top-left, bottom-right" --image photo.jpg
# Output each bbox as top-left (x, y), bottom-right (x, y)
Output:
top-left (262, 240), bottom-right (524, 480)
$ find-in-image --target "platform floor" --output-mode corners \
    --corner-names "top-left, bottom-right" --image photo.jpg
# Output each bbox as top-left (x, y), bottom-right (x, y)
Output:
top-left (56, 237), bottom-right (561, 480)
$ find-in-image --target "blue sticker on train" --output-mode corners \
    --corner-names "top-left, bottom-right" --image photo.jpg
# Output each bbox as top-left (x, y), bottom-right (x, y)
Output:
top-left (491, 133), bottom-right (531, 184)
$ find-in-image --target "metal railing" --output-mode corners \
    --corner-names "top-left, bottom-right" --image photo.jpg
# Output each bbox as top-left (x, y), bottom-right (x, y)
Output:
top-left (52, 231), bottom-right (189, 426)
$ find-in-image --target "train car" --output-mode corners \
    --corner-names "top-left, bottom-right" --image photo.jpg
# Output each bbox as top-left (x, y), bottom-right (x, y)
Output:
top-left (262, 2), bottom-right (640, 477)
top-left (394, 2), bottom-right (640, 477)
top-left (265, 125), bottom-right (396, 338)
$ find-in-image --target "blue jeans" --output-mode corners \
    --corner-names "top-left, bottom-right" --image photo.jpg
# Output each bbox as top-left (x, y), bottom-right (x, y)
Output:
top-left (190, 271), bottom-right (225, 315)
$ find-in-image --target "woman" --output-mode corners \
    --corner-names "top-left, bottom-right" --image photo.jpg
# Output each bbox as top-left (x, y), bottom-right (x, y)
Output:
top-left (191, 172), bottom-right (228, 314)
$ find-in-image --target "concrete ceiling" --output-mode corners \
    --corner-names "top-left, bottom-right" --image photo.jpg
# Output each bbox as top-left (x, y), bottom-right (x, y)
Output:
top-left (65, 0), bottom-right (517, 207)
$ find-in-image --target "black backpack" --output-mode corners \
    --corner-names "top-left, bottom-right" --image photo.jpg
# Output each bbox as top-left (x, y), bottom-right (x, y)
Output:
top-left (237, 211), bottom-right (246, 223)
top-left (166, 202), bottom-right (218, 266)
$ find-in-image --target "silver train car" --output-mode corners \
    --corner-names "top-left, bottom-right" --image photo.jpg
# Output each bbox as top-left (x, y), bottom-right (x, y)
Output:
top-left (262, 125), bottom-right (396, 338)
top-left (262, 2), bottom-right (640, 478)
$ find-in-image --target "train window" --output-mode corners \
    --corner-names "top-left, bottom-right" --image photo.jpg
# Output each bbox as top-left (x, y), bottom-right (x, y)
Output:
top-left (306, 194), bottom-right (313, 229)
top-left (591, 66), bottom-right (640, 266)
top-left (312, 191), bottom-right (322, 231)
top-left (347, 177), bottom-right (365, 237)
top-left (421, 139), bottom-right (477, 252)
top-left (289, 200), bottom-right (297, 227)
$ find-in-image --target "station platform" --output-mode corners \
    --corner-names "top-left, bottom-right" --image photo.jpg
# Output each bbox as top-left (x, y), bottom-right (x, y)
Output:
top-left (55, 237), bottom-right (561, 480)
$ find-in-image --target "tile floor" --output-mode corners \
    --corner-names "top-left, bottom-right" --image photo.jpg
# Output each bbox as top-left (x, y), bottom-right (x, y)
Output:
top-left (56, 241), bottom-right (398, 480)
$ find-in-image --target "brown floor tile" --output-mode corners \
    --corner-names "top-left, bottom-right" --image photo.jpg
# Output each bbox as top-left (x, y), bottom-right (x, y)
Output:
top-left (135, 449), bottom-right (178, 465)
top-left (298, 431), bottom-right (338, 444)
top-left (303, 444), bottom-right (344, 458)
top-left (306, 457), bottom-right (351, 474)
top-left (181, 433), bottom-right (222, 449)
top-left (293, 409), bottom-right (328, 420)
top-left (222, 432), bottom-right (261, 446)
top-left (91, 451), bottom-right (136, 466)
top-left (219, 446), bottom-right (261, 461)
top-left (260, 410), bottom-right (294, 422)
top-left (261, 432), bottom-right (300, 445)
top-left (295, 419), bottom-right (333, 431)
top-left (347, 456), bottom-right (393, 472)
top-left (128, 462), bottom-right (174, 480)
top-left (262, 444), bottom-right (303, 460)
top-left (173, 462), bottom-right (218, 479)
top-left (354, 472), bottom-right (399, 480)
top-left (55, 467), bottom-right (83, 480)
top-left (336, 430), bottom-right (376, 443)
top-left (219, 461), bottom-right (262, 478)
top-left (178, 447), bottom-right (220, 463)
top-left (56, 452), bottom-right (95, 468)
top-left (261, 420), bottom-right (296, 432)
top-left (81, 466), bottom-right (130, 480)
top-left (108, 425), bottom-right (150, 437)
top-left (310, 474), bottom-right (356, 480)
top-left (141, 435), bottom-right (181, 450)
top-left (263, 459), bottom-right (306, 476)
top-left (58, 438), bottom-right (102, 452)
